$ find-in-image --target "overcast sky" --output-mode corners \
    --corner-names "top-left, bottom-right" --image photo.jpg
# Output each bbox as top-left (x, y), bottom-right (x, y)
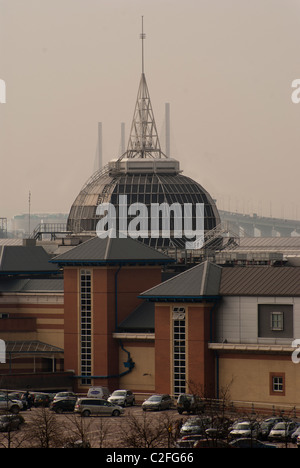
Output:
top-left (1, 0), bottom-right (300, 221)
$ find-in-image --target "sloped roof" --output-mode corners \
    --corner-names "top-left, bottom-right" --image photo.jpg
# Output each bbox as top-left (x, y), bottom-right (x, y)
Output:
top-left (51, 235), bottom-right (173, 265)
top-left (220, 266), bottom-right (300, 296)
top-left (118, 301), bottom-right (155, 332)
top-left (139, 261), bottom-right (222, 300)
top-left (0, 278), bottom-right (63, 293)
top-left (0, 246), bottom-right (59, 274)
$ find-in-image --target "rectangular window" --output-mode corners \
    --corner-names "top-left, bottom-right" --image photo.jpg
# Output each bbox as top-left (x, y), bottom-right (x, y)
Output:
top-left (80, 269), bottom-right (92, 386)
top-left (173, 307), bottom-right (186, 396)
top-left (258, 304), bottom-right (293, 338)
top-left (271, 312), bottom-right (284, 331)
top-left (270, 373), bottom-right (285, 396)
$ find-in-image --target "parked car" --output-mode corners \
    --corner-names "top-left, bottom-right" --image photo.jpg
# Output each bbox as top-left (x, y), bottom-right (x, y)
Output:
top-left (268, 421), bottom-right (299, 442)
top-left (50, 398), bottom-right (76, 414)
top-left (175, 434), bottom-right (204, 448)
top-left (0, 414), bottom-right (24, 432)
top-left (260, 417), bottom-right (283, 440)
top-left (229, 438), bottom-right (277, 449)
top-left (296, 434), bottom-right (300, 448)
top-left (0, 395), bottom-right (23, 414)
top-left (33, 393), bottom-right (53, 407)
top-left (194, 439), bottom-right (231, 448)
top-left (229, 421), bottom-right (261, 440)
top-left (8, 392), bottom-right (28, 410)
top-left (291, 425), bottom-right (300, 443)
top-left (53, 392), bottom-right (77, 402)
top-left (108, 390), bottom-right (135, 407)
top-left (74, 398), bottom-right (124, 417)
top-left (87, 387), bottom-right (110, 400)
top-left (180, 417), bottom-right (211, 437)
top-left (205, 418), bottom-right (233, 439)
top-left (176, 394), bottom-right (205, 415)
top-left (142, 394), bottom-right (172, 411)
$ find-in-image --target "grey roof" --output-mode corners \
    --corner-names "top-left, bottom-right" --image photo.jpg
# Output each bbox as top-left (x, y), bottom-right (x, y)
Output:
top-left (140, 261), bottom-right (222, 300)
top-left (118, 301), bottom-right (155, 332)
top-left (220, 266), bottom-right (300, 296)
top-left (0, 278), bottom-right (63, 293)
top-left (0, 246), bottom-right (58, 274)
top-left (51, 235), bottom-right (173, 265)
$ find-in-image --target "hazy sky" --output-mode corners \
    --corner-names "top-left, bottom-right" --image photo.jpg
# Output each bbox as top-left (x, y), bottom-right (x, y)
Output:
top-left (1, 0), bottom-right (300, 221)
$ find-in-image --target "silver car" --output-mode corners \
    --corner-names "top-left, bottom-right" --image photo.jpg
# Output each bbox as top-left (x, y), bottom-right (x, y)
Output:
top-left (142, 394), bottom-right (172, 411)
top-left (74, 398), bottom-right (124, 417)
top-left (108, 390), bottom-right (135, 407)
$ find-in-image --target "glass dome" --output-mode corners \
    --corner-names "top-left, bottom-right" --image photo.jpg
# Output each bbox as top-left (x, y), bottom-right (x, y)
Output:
top-left (67, 165), bottom-right (220, 249)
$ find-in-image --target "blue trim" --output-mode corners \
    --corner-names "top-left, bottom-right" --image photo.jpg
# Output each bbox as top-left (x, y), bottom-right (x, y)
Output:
top-left (138, 295), bottom-right (221, 302)
top-left (50, 259), bottom-right (173, 266)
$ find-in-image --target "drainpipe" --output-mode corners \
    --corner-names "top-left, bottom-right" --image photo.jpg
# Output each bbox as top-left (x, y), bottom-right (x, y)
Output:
top-left (215, 352), bottom-right (219, 400)
top-left (114, 265), bottom-right (122, 332)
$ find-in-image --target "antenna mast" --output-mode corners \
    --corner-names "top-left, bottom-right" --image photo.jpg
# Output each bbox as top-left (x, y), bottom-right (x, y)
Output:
top-left (140, 16), bottom-right (146, 74)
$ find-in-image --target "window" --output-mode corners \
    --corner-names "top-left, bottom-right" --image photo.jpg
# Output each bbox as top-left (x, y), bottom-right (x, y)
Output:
top-left (80, 270), bottom-right (92, 386)
top-left (271, 312), bottom-right (284, 331)
top-left (173, 307), bottom-right (186, 396)
top-left (258, 304), bottom-right (293, 338)
top-left (270, 373), bottom-right (285, 396)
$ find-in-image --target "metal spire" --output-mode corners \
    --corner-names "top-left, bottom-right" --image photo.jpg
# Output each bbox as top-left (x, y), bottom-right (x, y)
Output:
top-left (124, 17), bottom-right (167, 160)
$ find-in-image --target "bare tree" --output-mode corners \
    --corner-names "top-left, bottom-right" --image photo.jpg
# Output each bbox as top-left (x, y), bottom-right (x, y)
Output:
top-left (63, 413), bottom-right (92, 448)
top-left (26, 407), bottom-right (65, 448)
top-left (120, 410), bottom-right (178, 448)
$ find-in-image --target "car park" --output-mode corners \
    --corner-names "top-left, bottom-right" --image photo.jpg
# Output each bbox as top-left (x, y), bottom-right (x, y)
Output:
top-left (74, 398), bottom-right (124, 417)
top-left (50, 398), bottom-right (76, 414)
top-left (142, 394), bottom-right (172, 411)
top-left (176, 394), bottom-right (205, 415)
top-left (0, 414), bottom-right (24, 432)
top-left (108, 390), bottom-right (135, 407)
top-left (268, 421), bottom-right (299, 442)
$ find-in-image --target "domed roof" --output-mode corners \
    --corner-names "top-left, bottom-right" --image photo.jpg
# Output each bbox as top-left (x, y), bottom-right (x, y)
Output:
top-left (67, 36), bottom-right (220, 249)
top-left (67, 166), bottom-right (220, 249)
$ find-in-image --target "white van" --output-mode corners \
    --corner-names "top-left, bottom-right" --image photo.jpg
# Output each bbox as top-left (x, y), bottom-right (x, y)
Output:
top-left (87, 386), bottom-right (110, 400)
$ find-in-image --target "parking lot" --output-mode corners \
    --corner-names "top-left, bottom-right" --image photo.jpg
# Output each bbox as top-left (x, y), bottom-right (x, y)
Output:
top-left (0, 403), bottom-right (297, 448)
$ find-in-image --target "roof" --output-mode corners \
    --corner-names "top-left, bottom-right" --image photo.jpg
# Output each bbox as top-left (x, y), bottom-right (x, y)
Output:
top-left (5, 340), bottom-right (63, 355)
top-left (0, 278), bottom-right (63, 293)
top-left (0, 245), bottom-right (59, 275)
top-left (220, 266), bottom-right (300, 296)
top-left (118, 301), bottom-right (155, 332)
top-left (51, 235), bottom-right (173, 265)
top-left (139, 261), bottom-right (222, 300)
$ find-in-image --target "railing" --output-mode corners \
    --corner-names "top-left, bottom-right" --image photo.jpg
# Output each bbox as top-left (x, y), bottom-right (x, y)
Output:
top-left (30, 223), bottom-right (71, 240)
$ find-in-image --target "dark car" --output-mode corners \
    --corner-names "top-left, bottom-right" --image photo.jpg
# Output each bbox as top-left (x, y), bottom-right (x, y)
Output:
top-left (260, 417), bottom-right (283, 440)
top-left (229, 438), bottom-right (277, 449)
top-left (33, 393), bottom-right (52, 407)
top-left (50, 398), bottom-right (76, 414)
top-left (176, 394), bottom-right (205, 415)
top-left (0, 414), bottom-right (24, 432)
